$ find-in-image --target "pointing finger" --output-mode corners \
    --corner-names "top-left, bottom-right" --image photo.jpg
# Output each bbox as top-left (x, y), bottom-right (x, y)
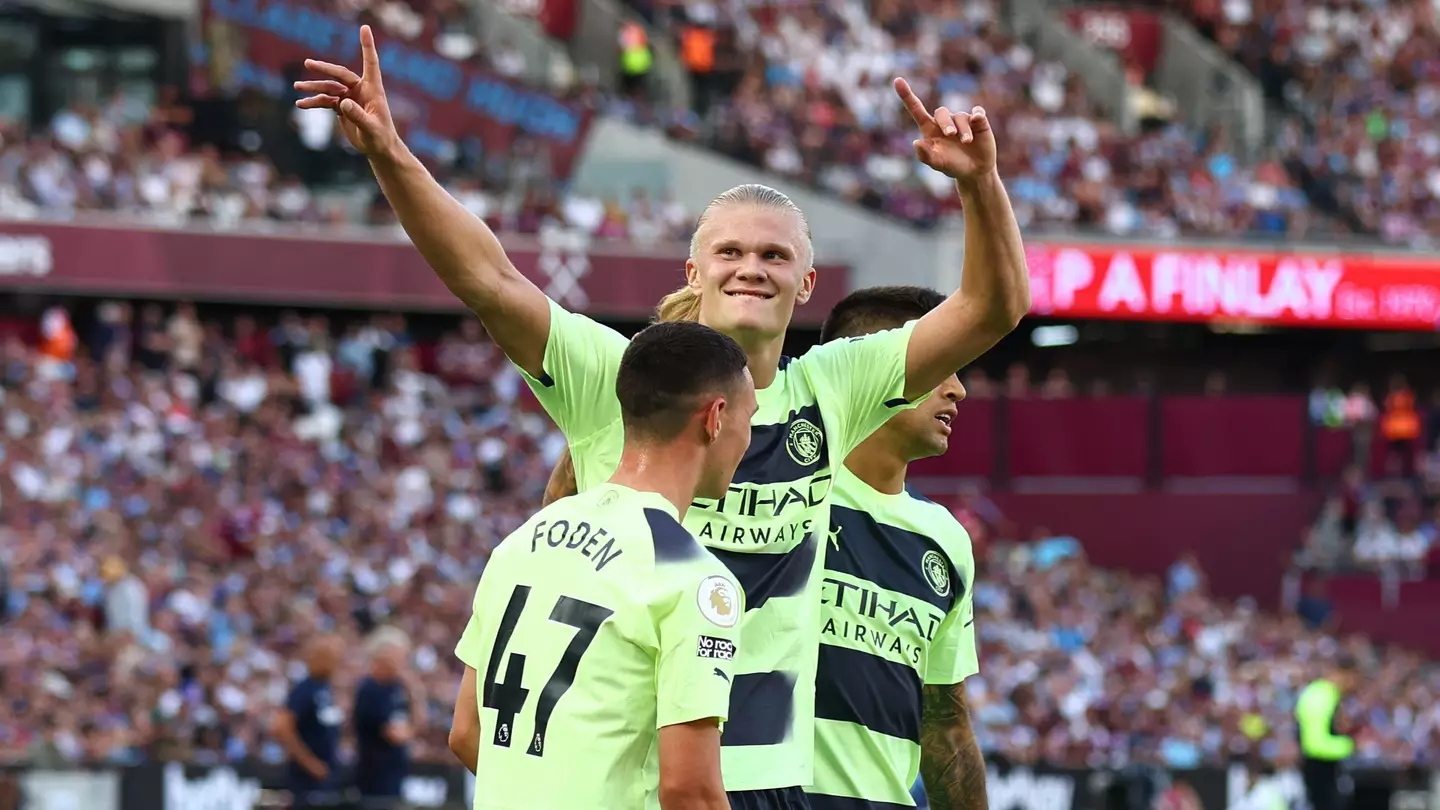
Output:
top-left (360, 25), bottom-right (383, 83)
top-left (893, 77), bottom-right (933, 129)
top-left (933, 106), bottom-right (957, 137)
top-left (295, 95), bottom-right (342, 110)
top-left (293, 80), bottom-right (351, 96)
top-left (304, 59), bottom-right (361, 87)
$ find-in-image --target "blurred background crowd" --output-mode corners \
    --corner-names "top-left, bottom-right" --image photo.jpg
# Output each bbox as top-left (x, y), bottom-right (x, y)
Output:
top-left (0, 305), bottom-right (1435, 772)
top-left (3, 0), bottom-right (1437, 241)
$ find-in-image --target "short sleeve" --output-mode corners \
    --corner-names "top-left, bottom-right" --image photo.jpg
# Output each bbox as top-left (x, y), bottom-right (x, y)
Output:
top-left (925, 561), bottom-right (977, 685)
top-left (652, 569), bottom-right (745, 729)
top-left (518, 298), bottom-right (629, 445)
top-left (454, 587), bottom-right (487, 671)
top-left (800, 320), bottom-right (925, 457)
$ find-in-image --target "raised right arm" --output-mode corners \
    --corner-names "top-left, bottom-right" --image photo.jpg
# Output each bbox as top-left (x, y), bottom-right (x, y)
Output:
top-left (296, 25), bottom-right (548, 376)
top-left (368, 147), bottom-right (549, 377)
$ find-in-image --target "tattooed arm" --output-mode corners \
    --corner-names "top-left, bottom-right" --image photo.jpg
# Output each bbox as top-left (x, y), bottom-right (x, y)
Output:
top-left (542, 448), bottom-right (579, 506)
top-left (918, 683), bottom-right (988, 810)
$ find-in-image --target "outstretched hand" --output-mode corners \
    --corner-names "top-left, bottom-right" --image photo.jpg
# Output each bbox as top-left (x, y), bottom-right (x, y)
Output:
top-left (294, 25), bottom-right (399, 158)
top-left (894, 77), bottom-right (996, 182)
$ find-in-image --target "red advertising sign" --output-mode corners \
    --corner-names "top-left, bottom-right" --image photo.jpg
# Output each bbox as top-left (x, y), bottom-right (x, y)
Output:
top-left (0, 220), bottom-right (850, 323)
top-left (1063, 8), bottom-right (1162, 72)
top-left (201, 0), bottom-right (593, 175)
top-left (1026, 242), bottom-right (1440, 331)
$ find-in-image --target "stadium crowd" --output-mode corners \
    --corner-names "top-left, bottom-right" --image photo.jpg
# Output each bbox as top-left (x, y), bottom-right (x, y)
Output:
top-left (1176, 0), bottom-right (1440, 244)
top-left (1302, 379), bottom-right (1440, 575)
top-left (0, 112), bottom-right (696, 244)
top-left (8, 0), bottom-right (1435, 247)
top-left (0, 0), bottom-right (1332, 242)
top-left (1, 303), bottom-right (1438, 772)
top-left (630, 0), bottom-right (1321, 236)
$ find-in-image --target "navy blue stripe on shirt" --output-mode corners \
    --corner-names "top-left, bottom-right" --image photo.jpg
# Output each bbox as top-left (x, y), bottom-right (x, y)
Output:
top-left (731, 403), bottom-right (830, 487)
top-left (646, 507), bottom-right (703, 563)
top-left (826, 506), bottom-right (959, 613)
top-left (902, 485), bottom-right (936, 504)
top-left (807, 795), bottom-right (914, 810)
top-left (721, 671), bottom-right (795, 747)
top-left (710, 531), bottom-right (818, 612)
top-left (815, 644), bottom-right (923, 743)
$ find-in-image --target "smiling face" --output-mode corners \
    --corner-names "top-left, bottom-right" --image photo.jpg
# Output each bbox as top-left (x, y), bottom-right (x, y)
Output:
top-left (687, 203), bottom-right (816, 343)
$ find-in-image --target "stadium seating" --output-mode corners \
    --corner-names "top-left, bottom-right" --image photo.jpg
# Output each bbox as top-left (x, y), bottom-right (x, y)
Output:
top-left (0, 115), bottom-right (691, 243)
top-left (1167, 0), bottom-right (1440, 245)
top-left (632, 0), bottom-right (1323, 236)
top-left (0, 306), bottom-right (1434, 769)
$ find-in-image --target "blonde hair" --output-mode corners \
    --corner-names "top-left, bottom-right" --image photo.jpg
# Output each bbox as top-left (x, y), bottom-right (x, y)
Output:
top-left (656, 287), bottom-right (702, 323)
top-left (689, 183), bottom-right (814, 269)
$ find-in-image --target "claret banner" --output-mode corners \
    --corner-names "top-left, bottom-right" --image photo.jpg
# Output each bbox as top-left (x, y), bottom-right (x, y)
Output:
top-left (1025, 241), bottom-right (1440, 330)
top-left (0, 220), bottom-right (851, 323)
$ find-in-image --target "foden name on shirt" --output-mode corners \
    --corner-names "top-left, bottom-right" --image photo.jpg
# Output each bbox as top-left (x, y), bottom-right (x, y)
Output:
top-left (528, 520), bottom-right (624, 572)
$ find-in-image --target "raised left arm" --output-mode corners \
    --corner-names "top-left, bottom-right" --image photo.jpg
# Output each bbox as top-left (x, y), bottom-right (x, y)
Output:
top-left (892, 78), bottom-right (1030, 402)
top-left (918, 682), bottom-right (988, 810)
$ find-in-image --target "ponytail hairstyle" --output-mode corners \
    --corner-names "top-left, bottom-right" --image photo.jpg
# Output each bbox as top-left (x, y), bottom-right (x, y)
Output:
top-left (655, 286), bottom-right (702, 323)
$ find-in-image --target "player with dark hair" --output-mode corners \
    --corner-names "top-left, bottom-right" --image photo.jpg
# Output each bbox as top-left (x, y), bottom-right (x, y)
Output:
top-left (449, 321), bottom-right (757, 810)
top-left (299, 27), bottom-right (1028, 808)
top-left (807, 286), bottom-right (984, 810)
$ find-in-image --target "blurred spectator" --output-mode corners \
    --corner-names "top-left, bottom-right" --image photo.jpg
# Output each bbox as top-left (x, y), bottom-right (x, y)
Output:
top-left (1294, 578), bottom-right (1334, 631)
top-left (1005, 362), bottom-right (1031, 399)
top-left (1040, 368), bottom-right (1075, 399)
top-left (1167, 553), bottom-right (1207, 601)
top-left (1381, 375), bottom-right (1421, 478)
top-left (36, 307), bottom-right (76, 383)
top-left (619, 21), bottom-right (655, 96)
top-left (101, 557), bottom-right (150, 642)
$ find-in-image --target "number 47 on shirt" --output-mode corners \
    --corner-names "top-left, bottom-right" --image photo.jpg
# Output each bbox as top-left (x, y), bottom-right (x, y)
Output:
top-left (482, 585), bottom-right (613, 757)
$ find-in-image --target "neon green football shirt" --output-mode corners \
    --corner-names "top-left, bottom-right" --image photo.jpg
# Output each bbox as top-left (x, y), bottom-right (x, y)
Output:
top-left (807, 466), bottom-right (978, 809)
top-left (519, 298), bottom-right (921, 790)
top-left (455, 484), bottom-right (745, 810)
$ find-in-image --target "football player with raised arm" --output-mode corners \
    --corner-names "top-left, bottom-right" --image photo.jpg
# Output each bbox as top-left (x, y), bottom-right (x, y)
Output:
top-left (299, 27), bottom-right (1028, 808)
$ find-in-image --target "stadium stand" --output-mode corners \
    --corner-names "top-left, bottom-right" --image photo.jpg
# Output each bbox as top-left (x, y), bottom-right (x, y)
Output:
top-left (628, 0), bottom-right (1324, 236)
top-left (0, 111), bottom-right (692, 242)
top-left (1159, 0), bottom-right (1440, 245)
top-left (0, 306), bottom-right (1437, 772)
